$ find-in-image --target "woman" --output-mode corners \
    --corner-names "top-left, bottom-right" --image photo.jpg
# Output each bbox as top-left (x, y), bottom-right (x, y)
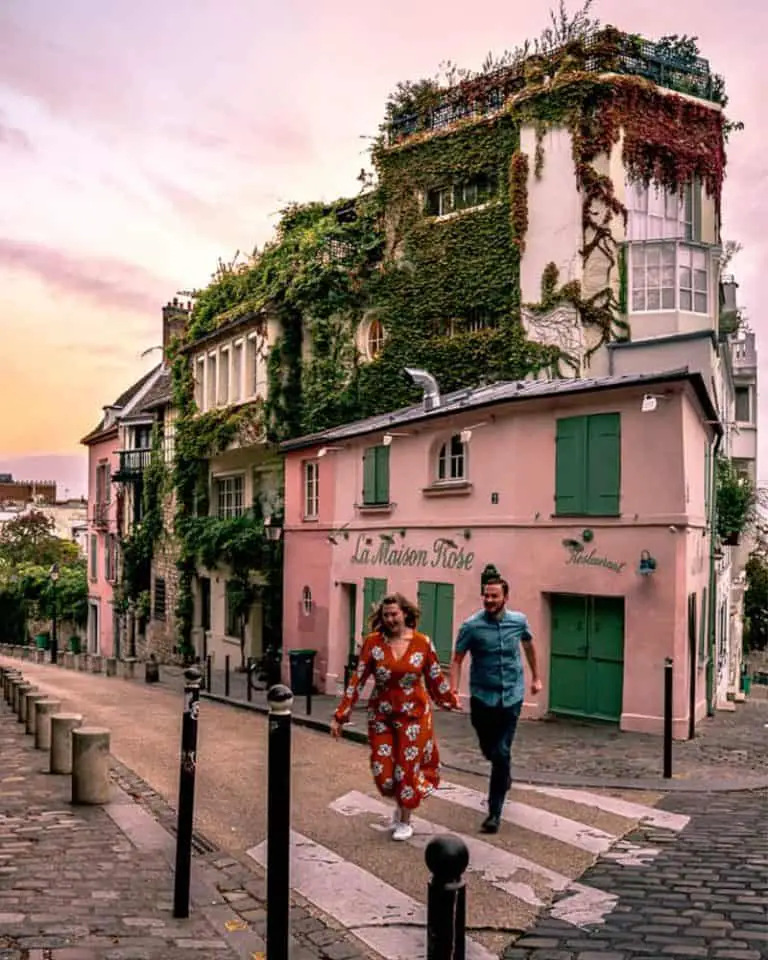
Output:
top-left (330, 592), bottom-right (459, 841)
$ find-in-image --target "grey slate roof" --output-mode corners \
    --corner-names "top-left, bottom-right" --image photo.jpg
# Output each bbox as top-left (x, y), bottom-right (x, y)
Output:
top-left (280, 368), bottom-right (720, 452)
top-left (80, 364), bottom-right (162, 443)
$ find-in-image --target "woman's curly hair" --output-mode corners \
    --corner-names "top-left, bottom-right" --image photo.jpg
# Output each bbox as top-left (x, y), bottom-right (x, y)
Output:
top-left (369, 592), bottom-right (421, 633)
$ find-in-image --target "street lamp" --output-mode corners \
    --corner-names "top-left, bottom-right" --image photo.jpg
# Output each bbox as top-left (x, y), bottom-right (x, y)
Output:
top-left (263, 515), bottom-right (283, 543)
top-left (49, 563), bottom-right (60, 664)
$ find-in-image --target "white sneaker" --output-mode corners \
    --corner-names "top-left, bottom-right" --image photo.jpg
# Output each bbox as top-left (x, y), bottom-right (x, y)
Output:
top-left (392, 822), bottom-right (413, 842)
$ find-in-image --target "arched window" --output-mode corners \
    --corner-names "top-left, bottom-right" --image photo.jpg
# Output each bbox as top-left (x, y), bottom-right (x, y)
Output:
top-left (366, 319), bottom-right (385, 359)
top-left (301, 586), bottom-right (313, 616)
top-left (437, 435), bottom-right (466, 482)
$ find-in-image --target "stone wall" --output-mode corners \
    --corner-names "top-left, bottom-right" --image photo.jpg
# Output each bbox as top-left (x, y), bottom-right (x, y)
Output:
top-left (144, 489), bottom-right (181, 664)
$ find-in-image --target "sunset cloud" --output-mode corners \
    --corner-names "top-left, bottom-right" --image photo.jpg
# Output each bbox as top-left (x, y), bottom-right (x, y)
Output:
top-left (0, 239), bottom-right (173, 315)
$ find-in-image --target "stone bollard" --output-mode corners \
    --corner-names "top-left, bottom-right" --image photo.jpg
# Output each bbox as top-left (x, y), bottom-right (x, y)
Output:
top-left (72, 654), bottom-right (81, 671)
top-left (71, 727), bottom-right (111, 804)
top-left (5, 673), bottom-right (21, 705)
top-left (25, 693), bottom-right (48, 735)
top-left (35, 649), bottom-right (46, 664)
top-left (64, 652), bottom-right (74, 670)
top-left (105, 658), bottom-right (117, 677)
top-left (90, 654), bottom-right (103, 675)
top-left (15, 682), bottom-right (34, 719)
top-left (145, 656), bottom-right (160, 684)
top-left (120, 659), bottom-right (137, 681)
top-left (10, 675), bottom-right (25, 708)
top-left (35, 699), bottom-right (63, 751)
top-left (50, 713), bottom-right (84, 774)
top-left (20, 646), bottom-right (30, 661)
top-left (78, 655), bottom-right (89, 672)
top-left (17, 685), bottom-right (39, 724)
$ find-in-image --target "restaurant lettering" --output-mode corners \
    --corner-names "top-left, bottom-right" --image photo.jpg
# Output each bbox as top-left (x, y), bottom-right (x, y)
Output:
top-left (565, 547), bottom-right (625, 574)
top-left (350, 534), bottom-right (475, 571)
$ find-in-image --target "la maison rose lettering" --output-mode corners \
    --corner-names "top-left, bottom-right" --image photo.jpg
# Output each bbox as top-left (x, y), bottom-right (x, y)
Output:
top-left (350, 535), bottom-right (475, 571)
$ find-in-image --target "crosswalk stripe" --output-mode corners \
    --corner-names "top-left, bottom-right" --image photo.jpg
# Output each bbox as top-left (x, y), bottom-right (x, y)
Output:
top-left (437, 780), bottom-right (656, 860)
top-left (329, 790), bottom-right (619, 927)
top-left (246, 831), bottom-right (497, 960)
top-left (514, 784), bottom-right (690, 832)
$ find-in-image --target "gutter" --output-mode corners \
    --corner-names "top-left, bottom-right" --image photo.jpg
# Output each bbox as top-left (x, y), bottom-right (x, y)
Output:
top-left (706, 430), bottom-right (723, 716)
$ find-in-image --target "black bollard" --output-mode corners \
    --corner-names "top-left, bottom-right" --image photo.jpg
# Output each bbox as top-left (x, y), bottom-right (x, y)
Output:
top-left (425, 835), bottom-right (469, 960)
top-left (663, 657), bottom-right (673, 779)
top-left (225, 655), bottom-right (230, 698)
top-left (173, 666), bottom-right (202, 919)
top-left (266, 684), bottom-right (293, 960)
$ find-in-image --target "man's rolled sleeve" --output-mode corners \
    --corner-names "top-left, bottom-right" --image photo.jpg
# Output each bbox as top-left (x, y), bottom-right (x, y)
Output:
top-left (521, 617), bottom-right (533, 643)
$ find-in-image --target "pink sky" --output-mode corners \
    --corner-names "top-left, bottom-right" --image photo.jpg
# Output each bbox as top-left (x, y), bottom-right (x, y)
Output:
top-left (0, 0), bottom-right (765, 477)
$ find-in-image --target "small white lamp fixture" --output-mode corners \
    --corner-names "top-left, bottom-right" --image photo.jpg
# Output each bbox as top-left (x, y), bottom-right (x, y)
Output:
top-left (459, 421), bottom-right (488, 443)
top-left (317, 446), bottom-right (343, 458)
top-left (382, 432), bottom-right (409, 446)
top-left (641, 393), bottom-right (671, 413)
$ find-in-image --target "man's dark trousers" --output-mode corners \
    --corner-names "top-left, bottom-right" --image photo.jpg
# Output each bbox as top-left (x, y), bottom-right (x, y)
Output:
top-left (470, 697), bottom-right (522, 817)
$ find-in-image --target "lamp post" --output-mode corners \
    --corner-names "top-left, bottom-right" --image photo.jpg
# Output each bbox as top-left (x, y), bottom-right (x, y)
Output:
top-left (49, 563), bottom-right (60, 665)
top-left (262, 515), bottom-right (284, 689)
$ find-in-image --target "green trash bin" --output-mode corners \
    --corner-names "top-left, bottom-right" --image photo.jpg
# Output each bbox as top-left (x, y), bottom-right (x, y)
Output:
top-left (289, 649), bottom-right (317, 696)
top-left (68, 635), bottom-right (82, 654)
top-left (34, 634), bottom-right (49, 651)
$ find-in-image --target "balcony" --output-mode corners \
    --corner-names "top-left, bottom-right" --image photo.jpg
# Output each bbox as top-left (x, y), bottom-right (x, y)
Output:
top-left (113, 449), bottom-right (151, 483)
top-left (93, 501), bottom-right (110, 530)
top-left (386, 29), bottom-right (720, 144)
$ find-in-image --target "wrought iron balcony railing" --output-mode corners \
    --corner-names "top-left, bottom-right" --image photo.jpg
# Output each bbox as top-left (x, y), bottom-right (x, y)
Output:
top-left (113, 448), bottom-right (152, 482)
top-left (93, 501), bottom-right (110, 529)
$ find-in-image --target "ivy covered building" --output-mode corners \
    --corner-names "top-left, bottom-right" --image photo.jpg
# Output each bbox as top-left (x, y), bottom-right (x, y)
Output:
top-left (76, 16), bottom-right (758, 732)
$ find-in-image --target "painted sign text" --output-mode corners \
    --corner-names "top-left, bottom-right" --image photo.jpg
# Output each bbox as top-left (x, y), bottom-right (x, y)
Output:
top-left (350, 534), bottom-right (475, 571)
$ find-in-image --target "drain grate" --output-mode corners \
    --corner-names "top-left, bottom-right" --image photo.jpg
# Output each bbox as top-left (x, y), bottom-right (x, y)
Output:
top-left (165, 821), bottom-right (218, 855)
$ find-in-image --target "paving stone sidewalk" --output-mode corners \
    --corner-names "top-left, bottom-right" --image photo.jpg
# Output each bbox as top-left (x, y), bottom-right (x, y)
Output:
top-left (0, 696), bottom-right (375, 960)
top-left (502, 787), bottom-right (768, 960)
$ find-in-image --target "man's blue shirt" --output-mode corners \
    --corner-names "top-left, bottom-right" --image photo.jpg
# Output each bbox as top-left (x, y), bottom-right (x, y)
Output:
top-left (455, 608), bottom-right (532, 708)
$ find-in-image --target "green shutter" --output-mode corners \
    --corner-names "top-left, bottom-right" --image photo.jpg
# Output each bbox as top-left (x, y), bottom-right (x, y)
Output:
top-left (586, 413), bottom-right (621, 516)
top-left (433, 584), bottom-right (455, 662)
top-left (363, 577), bottom-right (387, 632)
top-left (374, 445), bottom-right (390, 504)
top-left (555, 416), bottom-right (586, 515)
top-left (698, 587), bottom-right (708, 664)
top-left (417, 582), bottom-right (436, 645)
top-left (362, 447), bottom-right (377, 504)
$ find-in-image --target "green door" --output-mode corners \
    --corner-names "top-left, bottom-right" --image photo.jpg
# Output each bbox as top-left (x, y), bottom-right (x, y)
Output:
top-left (417, 581), bottom-right (455, 662)
top-left (550, 594), bottom-right (625, 722)
top-left (362, 578), bottom-right (387, 635)
top-left (347, 584), bottom-right (358, 656)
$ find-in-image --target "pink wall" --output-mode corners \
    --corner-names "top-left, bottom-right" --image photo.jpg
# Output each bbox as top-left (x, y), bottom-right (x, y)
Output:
top-left (282, 381), bottom-right (716, 738)
top-left (86, 431), bottom-right (119, 657)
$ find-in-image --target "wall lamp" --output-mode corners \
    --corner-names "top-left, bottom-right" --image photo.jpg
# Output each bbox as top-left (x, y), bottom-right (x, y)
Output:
top-left (638, 550), bottom-right (657, 575)
top-left (318, 446), bottom-right (343, 458)
top-left (641, 394), bottom-right (671, 413)
top-left (382, 432), bottom-right (410, 446)
top-left (459, 421), bottom-right (488, 443)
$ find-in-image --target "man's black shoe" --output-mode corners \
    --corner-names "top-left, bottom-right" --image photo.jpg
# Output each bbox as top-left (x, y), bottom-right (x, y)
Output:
top-left (480, 814), bottom-right (500, 834)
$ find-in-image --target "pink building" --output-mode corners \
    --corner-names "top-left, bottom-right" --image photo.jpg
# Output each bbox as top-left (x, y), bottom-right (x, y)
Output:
top-left (281, 369), bottom-right (721, 739)
top-left (80, 366), bottom-right (163, 657)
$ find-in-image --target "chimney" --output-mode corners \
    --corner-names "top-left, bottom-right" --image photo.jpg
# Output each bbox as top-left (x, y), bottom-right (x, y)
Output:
top-left (404, 368), bottom-right (441, 411)
top-left (162, 298), bottom-right (192, 358)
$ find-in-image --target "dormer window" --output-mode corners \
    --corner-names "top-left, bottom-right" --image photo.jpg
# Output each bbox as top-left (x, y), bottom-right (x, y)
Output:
top-left (366, 318), bottom-right (386, 359)
top-left (437, 435), bottom-right (467, 482)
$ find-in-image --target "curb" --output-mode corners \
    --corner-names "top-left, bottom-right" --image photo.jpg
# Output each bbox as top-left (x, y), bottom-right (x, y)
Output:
top-left (200, 691), bottom-right (768, 794)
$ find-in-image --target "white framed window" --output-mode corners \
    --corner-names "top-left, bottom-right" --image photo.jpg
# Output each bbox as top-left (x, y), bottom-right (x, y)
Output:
top-left (629, 242), bottom-right (709, 315)
top-left (301, 586), bottom-right (313, 616)
top-left (215, 474), bottom-right (245, 519)
top-left (626, 181), bottom-right (697, 242)
top-left (425, 173), bottom-right (497, 218)
top-left (366, 319), bottom-right (385, 359)
top-left (248, 333), bottom-right (267, 397)
top-left (735, 387), bottom-right (751, 424)
top-left (206, 354), bottom-right (217, 410)
top-left (232, 340), bottom-right (243, 403)
top-left (218, 347), bottom-right (230, 406)
top-left (195, 358), bottom-right (205, 410)
top-left (437, 435), bottom-right (467, 482)
top-left (304, 461), bottom-right (319, 519)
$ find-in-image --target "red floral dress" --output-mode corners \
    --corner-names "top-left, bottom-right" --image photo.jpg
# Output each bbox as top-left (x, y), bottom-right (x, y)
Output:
top-left (334, 631), bottom-right (459, 809)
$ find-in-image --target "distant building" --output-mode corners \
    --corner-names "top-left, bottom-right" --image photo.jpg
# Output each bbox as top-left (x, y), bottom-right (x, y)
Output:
top-left (0, 476), bottom-right (56, 506)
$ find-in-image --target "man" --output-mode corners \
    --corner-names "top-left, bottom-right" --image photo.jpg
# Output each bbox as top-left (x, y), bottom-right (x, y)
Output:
top-left (450, 577), bottom-right (541, 834)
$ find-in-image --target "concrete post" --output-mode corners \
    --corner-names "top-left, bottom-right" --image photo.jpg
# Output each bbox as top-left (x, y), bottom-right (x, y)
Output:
top-left (4, 671), bottom-right (21, 702)
top-left (90, 654), bottom-right (103, 674)
top-left (71, 727), bottom-right (111, 805)
top-left (78, 655), bottom-right (89, 672)
top-left (105, 658), bottom-right (117, 677)
top-left (15, 683), bottom-right (34, 720)
top-left (10, 675), bottom-right (25, 708)
top-left (25, 693), bottom-right (48, 735)
top-left (50, 713), bottom-right (84, 774)
top-left (35, 699), bottom-right (63, 751)
top-left (120, 659), bottom-right (137, 681)
top-left (72, 654), bottom-right (81, 671)
top-left (64, 652), bottom-right (74, 670)
top-left (35, 649), bottom-right (46, 664)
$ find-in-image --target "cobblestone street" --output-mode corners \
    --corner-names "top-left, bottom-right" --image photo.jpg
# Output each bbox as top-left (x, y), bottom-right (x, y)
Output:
top-left (503, 787), bottom-right (768, 959)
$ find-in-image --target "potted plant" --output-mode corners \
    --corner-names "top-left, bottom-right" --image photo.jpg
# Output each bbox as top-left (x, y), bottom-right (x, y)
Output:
top-left (716, 457), bottom-right (756, 546)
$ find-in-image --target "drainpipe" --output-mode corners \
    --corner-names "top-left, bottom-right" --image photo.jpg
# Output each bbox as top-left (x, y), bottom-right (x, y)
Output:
top-left (706, 432), bottom-right (723, 716)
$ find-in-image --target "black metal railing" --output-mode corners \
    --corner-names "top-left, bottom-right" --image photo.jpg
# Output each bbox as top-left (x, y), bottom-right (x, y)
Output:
top-left (386, 30), bottom-right (717, 144)
top-left (113, 448), bottom-right (152, 480)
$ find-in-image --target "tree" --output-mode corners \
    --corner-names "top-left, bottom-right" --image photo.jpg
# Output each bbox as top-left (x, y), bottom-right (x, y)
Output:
top-left (0, 510), bottom-right (80, 567)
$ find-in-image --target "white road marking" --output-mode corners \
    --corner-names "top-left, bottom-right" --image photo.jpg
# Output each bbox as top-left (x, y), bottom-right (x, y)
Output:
top-left (437, 780), bottom-right (657, 864)
top-left (246, 831), bottom-right (497, 960)
top-left (330, 790), bottom-right (619, 926)
top-left (514, 784), bottom-right (690, 832)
